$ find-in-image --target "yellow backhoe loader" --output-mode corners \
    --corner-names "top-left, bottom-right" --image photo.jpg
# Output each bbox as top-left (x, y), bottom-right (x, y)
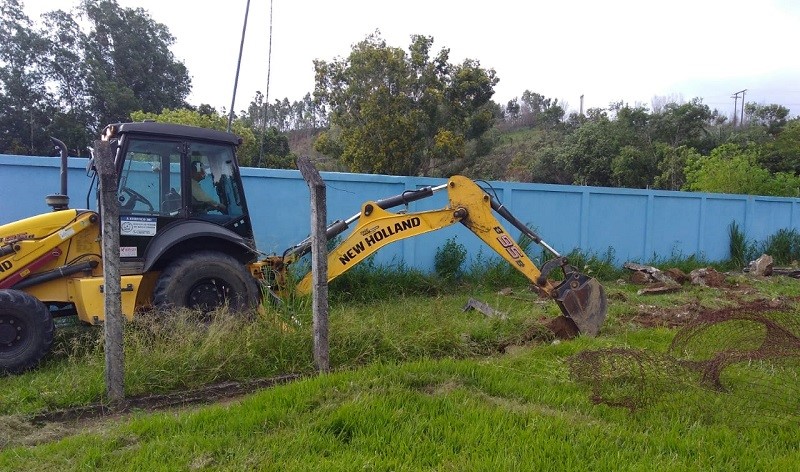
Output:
top-left (0, 122), bottom-right (607, 373)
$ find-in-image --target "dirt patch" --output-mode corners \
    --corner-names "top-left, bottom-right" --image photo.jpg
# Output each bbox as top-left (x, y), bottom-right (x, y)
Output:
top-left (547, 315), bottom-right (580, 340)
top-left (630, 293), bottom-right (795, 329)
top-left (32, 374), bottom-right (301, 424)
top-left (0, 374), bottom-right (302, 449)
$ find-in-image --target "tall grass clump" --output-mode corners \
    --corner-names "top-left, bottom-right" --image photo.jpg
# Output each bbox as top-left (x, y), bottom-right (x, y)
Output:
top-left (647, 249), bottom-right (718, 273)
top-left (760, 228), bottom-right (800, 265)
top-left (0, 307), bottom-right (315, 414)
top-left (561, 247), bottom-right (622, 281)
top-left (728, 220), bottom-right (754, 269)
top-left (728, 221), bottom-right (800, 268)
top-left (434, 237), bottom-right (467, 282)
top-left (121, 308), bottom-right (313, 391)
top-left (329, 257), bottom-right (438, 303)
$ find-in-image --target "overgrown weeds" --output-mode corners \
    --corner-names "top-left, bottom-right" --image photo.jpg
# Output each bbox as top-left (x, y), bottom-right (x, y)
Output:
top-left (761, 228), bottom-right (800, 265)
top-left (728, 220), bottom-right (800, 267)
top-left (0, 290), bottom-right (543, 415)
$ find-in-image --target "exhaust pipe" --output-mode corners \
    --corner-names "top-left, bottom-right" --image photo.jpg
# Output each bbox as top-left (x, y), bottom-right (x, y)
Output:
top-left (45, 137), bottom-right (70, 211)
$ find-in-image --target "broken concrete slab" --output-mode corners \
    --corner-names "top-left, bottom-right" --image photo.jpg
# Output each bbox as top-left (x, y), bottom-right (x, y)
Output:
top-left (463, 298), bottom-right (508, 319)
top-left (747, 254), bottom-right (774, 276)
top-left (636, 283), bottom-right (682, 295)
top-left (623, 262), bottom-right (681, 287)
top-left (689, 267), bottom-right (726, 287)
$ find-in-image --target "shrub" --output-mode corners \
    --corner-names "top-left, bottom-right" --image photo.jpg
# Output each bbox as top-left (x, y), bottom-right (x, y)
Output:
top-left (760, 228), bottom-right (800, 265)
top-left (434, 237), bottom-right (468, 281)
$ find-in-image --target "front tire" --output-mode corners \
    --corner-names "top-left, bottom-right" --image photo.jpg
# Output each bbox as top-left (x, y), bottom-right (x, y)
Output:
top-left (0, 289), bottom-right (54, 374)
top-left (153, 251), bottom-right (260, 311)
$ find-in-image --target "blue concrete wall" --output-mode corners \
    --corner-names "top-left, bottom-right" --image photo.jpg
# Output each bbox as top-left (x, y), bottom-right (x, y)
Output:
top-left (3, 154), bottom-right (800, 270)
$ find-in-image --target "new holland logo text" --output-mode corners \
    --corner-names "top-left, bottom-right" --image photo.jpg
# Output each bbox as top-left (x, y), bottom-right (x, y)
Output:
top-left (338, 217), bottom-right (421, 265)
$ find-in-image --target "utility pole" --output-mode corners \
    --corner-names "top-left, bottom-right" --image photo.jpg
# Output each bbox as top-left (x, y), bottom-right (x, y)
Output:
top-left (731, 89), bottom-right (747, 127)
top-left (740, 89), bottom-right (746, 126)
top-left (227, 0), bottom-right (251, 133)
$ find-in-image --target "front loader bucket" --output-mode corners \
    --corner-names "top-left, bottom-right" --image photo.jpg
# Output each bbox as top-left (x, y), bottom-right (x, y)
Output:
top-left (552, 273), bottom-right (607, 336)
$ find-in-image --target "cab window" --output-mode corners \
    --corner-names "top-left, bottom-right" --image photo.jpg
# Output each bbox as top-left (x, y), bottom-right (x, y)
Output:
top-left (187, 143), bottom-right (244, 218)
top-left (117, 139), bottom-right (181, 216)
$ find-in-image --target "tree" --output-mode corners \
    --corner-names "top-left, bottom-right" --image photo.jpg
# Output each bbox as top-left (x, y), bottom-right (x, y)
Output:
top-left (313, 32), bottom-right (498, 176)
top-left (648, 98), bottom-right (714, 153)
top-left (518, 91), bottom-right (564, 129)
top-left (611, 145), bottom-right (657, 188)
top-left (0, 0), bottom-right (54, 155)
top-left (0, 0), bottom-right (193, 156)
top-left (562, 114), bottom-right (617, 186)
top-left (653, 144), bottom-right (700, 190)
top-left (241, 91), bottom-right (327, 134)
top-left (81, 0), bottom-right (191, 129)
top-left (757, 119), bottom-right (800, 174)
top-left (505, 98), bottom-right (521, 123)
top-left (684, 143), bottom-right (800, 197)
top-left (130, 108), bottom-right (293, 169)
top-left (38, 8), bottom-right (94, 155)
top-left (745, 102), bottom-right (789, 136)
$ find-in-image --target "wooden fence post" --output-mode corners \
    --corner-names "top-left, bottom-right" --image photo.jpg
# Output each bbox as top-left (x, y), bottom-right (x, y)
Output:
top-left (93, 140), bottom-right (125, 403)
top-left (296, 156), bottom-right (330, 372)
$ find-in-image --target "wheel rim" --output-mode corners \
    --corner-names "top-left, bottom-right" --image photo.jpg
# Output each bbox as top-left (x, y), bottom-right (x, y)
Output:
top-left (187, 278), bottom-right (230, 310)
top-left (0, 313), bottom-right (26, 351)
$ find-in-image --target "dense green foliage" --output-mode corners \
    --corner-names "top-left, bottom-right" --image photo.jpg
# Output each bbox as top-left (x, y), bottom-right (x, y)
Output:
top-left (490, 99), bottom-right (800, 196)
top-left (313, 32), bottom-right (498, 176)
top-left (130, 108), bottom-right (293, 169)
top-left (3, 1), bottom-right (799, 195)
top-left (0, 0), bottom-right (190, 156)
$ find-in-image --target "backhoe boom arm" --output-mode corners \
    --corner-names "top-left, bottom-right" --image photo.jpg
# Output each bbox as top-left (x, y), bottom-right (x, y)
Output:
top-left (252, 176), bottom-right (607, 335)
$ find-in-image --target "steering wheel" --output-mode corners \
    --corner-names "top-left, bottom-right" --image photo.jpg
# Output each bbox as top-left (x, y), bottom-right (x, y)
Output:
top-left (119, 186), bottom-right (154, 211)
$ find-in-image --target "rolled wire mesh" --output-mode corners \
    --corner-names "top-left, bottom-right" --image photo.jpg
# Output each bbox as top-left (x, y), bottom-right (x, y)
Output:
top-left (568, 307), bottom-right (800, 425)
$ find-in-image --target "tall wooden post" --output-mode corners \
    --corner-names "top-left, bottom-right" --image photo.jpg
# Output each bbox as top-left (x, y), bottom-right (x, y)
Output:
top-left (296, 156), bottom-right (329, 372)
top-left (93, 140), bottom-right (125, 402)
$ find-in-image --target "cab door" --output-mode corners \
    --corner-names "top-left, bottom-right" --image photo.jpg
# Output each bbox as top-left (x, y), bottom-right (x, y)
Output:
top-left (116, 138), bottom-right (183, 272)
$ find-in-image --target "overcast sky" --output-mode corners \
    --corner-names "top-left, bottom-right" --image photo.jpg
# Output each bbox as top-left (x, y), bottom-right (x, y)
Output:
top-left (23, 0), bottom-right (800, 117)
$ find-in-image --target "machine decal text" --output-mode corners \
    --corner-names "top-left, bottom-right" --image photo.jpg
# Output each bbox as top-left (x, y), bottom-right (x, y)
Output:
top-left (339, 217), bottom-right (421, 265)
top-left (120, 216), bottom-right (157, 237)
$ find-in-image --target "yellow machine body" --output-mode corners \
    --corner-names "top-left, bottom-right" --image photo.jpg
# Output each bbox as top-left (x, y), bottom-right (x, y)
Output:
top-left (0, 210), bottom-right (147, 324)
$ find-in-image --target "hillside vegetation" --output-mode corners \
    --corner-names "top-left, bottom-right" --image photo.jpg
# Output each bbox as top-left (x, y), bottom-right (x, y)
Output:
top-left (6, 3), bottom-right (799, 198)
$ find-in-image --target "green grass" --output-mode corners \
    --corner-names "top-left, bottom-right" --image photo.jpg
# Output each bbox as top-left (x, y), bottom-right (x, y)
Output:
top-left (1, 333), bottom-right (798, 471)
top-left (0, 274), bottom-right (799, 470)
top-left (0, 290), bottom-right (545, 416)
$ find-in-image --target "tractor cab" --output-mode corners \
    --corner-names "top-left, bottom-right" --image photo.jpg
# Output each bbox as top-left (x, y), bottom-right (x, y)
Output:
top-left (95, 122), bottom-right (258, 275)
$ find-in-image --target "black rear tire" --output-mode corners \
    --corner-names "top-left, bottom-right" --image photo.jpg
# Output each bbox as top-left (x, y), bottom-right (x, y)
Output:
top-left (153, 251), bottom-right (260, 311)
top-left (0, 289), bottom-right (54, 374)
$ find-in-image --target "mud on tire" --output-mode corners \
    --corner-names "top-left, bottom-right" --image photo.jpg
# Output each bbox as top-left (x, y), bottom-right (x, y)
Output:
top-left (0, 289), bottom-right (54, 374)
top-left (153, 251), bottom-right (260, 311)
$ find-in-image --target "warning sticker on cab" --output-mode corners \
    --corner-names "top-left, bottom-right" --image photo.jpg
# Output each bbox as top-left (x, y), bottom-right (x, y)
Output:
top-left (120, 216), bottom-right (157, 237)
top-left (120, 246), bottom-right (138, 258)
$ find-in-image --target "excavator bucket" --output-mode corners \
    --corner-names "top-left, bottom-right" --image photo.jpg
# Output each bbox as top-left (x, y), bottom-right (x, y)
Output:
top-left (551, 272), bottom-right (607, 336)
